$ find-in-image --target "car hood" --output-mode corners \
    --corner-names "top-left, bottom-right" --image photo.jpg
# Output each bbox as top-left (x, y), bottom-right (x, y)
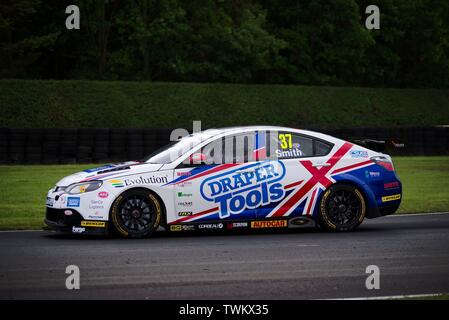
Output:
top-left (55, 161), bottom-right (163, 187)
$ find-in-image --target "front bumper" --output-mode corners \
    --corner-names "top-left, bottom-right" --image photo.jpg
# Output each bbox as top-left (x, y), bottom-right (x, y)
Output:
top-left (44, 207), bottom-right (109, 235)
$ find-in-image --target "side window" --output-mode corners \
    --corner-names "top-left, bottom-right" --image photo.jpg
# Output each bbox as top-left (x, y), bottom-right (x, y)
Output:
top-left (201, 137), bottom-right (224, 164)
top-left (314, 140), bottom-right (332, 156)
top-left (275, 132), bottom-right (314, 159)
top-left (200, 133), bottom-right (255, 164)
top-left (196, 131), bottom-right (279, 164)
top-left (187, 131), bottom-right (333, 165)
top-left (272, 131), bottom-right (333, 159)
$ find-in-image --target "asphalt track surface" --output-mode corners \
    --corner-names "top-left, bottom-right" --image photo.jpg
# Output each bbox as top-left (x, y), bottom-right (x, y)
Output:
top-left (1, 213), bottom-right (449, 300)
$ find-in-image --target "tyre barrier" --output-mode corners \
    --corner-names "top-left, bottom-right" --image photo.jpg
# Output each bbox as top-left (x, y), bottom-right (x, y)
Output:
top-left (0, 126), bottom-right (447, 164)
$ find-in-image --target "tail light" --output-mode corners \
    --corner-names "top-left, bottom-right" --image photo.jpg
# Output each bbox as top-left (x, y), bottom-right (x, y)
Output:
top-left (370, 156), bottom-right (395, 171)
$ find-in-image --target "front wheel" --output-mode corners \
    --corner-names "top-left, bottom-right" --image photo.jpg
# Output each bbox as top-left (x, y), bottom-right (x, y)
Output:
top-left (110, 189), bottom-right (162, 238)
top-left (319, 184), bottom-right (366, 232)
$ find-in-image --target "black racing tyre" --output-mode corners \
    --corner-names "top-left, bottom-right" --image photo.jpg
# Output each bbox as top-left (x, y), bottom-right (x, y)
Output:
top-left (110, 189), bottom-right (162, 238)
top-left (319, 184), bottom-right (366, 232)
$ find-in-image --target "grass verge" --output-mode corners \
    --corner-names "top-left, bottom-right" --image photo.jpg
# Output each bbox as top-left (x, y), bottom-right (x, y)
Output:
top-left (0, 157), bottom-right (448, 230)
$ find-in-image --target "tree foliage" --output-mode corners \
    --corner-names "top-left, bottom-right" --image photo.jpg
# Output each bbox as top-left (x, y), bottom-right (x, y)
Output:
top-left (0, 0), bottom-right (448, 87)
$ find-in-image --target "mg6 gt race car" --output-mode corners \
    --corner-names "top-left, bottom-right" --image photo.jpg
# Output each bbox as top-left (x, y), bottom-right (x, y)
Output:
top-left (45, 126), bottom-right (402, 237)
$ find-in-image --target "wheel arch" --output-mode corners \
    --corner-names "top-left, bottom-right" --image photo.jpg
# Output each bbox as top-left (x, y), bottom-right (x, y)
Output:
top-left (315, 179), bottom-right (371, 231)
top-left (109, 186), bottom-right (168, 229)
top-left (317, 175), bottom-right (379, 218)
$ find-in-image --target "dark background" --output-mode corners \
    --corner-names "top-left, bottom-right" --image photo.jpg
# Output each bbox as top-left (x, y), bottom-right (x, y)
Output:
top-left (1, 126), bottom-right (448, 164)
top-left (1, 1), bottom-right (449, 164)
top-left (1, 0), bottom-right (449, 88)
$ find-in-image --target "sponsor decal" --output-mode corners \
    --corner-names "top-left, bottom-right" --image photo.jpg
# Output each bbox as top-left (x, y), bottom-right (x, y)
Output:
top-left (350, 150), bottom-right (369, 158)
top-left (170, 225), bottom-right (182, 231)
top-left (110, 179), bottom-right (124, 188)
top-left (89, 200), bottom-right (104, 210)
top-left (46, 197), bottom-right (54, 207)
top-left (381, 194), bottom-right (401, 202)
top-left (365, 171), bottom-right (381, 178)
top-left (251, 220), bottom-right (288, 228)
top-left (170, 224), bottom-right (195, 231)
top-left (227, 222), bottom-right (248, 230)
top-left (110, 176), bottom-right (168, 188)
top-left (198, 223), bottom-right (224, 230)
top-left (177, 192), bottom-right (192, 197)
top-left (72, 226), bottom-right (85, 233)
top-left (80, 221), bottom-right (106, 227)
top-left (275, 148), bottom-right (303, 158)
top-left (67, 197), bottom-right (80, 207)
top-left (178, 201), bottom-right (193, 207)
top-left (384, 181), bottom-right (400, 189)
top-left (125, 175), bottom-right (168, 186)
top-left (200, 161), bottom-right (286, 219)
top-left (178, 211), bottom-right (193, 217)
top-left (87, 215), bottom-right (103, 219)
top-left (64, 210), bottom-right (73, 216)
top-left (98, 191), bottom-right (109, 198)
top-left (177, 171), bottom-right (192, 177)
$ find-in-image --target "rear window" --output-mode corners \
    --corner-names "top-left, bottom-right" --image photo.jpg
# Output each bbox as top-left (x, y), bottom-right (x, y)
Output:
top-left (314, 140), bottom-right (332, 156)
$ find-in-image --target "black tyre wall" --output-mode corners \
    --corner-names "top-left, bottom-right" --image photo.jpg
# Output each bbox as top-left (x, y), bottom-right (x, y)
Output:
top-left (0, 126), bottom-right (448, 164)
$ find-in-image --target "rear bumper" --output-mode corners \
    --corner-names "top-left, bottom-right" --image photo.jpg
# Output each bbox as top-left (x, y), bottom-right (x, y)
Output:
top-left (44, 207), bottom-right (108, 235)
top-left (379, 203), bottom-right (401, 216)
top-left (366, 201), bottom-right (401, 219)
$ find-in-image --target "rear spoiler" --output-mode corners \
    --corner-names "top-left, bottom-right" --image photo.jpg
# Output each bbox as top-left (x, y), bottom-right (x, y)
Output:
top-left (350, 138), bottom-right (405, 152)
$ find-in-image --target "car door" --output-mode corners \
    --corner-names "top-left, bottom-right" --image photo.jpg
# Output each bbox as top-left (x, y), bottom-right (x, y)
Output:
top-left (257, 130), bottom-right (333, 219)
top-left (172, 132), bottom-right (259, 223)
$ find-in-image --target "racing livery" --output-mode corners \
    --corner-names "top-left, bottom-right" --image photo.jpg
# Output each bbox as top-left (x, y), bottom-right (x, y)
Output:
top-left (44, 126), bottom-right (402, 237)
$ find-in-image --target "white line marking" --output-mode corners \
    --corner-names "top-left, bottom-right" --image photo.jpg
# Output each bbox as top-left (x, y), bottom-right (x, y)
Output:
top-left (1, 212), bottom-right (448, 233)
top-left (0, 229), bottom-right (43, 233)
top-left (328, 293), bottom-right (446, 300)
top-left (388, 212), bottom-right (449, 217)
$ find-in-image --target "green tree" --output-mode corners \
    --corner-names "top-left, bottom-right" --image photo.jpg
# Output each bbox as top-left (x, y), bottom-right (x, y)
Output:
top-left (0, 0), bottom-right (60, 78)
top-left (177, 0), bottom-right (285, 82)
top-left (264, 0), bottom-right (374, 85)
top-left (110, 0), bottom-right (189, 80)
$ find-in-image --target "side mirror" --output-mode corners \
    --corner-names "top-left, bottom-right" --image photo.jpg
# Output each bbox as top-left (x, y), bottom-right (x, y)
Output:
top-left (189, 153), bottom-right (208, 165)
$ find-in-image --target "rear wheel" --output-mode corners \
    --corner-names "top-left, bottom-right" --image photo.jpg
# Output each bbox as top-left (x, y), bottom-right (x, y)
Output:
top-left (110, 189), bottom-right (162, 238)
top-left (319, 184), bottom-right (366, 232)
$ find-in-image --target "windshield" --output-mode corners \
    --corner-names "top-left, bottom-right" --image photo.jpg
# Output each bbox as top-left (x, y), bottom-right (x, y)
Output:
top-left (142, 133), bottom-right (212, 164)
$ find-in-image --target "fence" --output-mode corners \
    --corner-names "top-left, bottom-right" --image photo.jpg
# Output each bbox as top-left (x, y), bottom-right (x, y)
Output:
top-left (0, 126), bottom-right (448, 164)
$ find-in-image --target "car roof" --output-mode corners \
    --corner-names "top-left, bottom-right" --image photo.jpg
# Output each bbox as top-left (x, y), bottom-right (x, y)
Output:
top-left (199, 126), bottom-right (338, 142)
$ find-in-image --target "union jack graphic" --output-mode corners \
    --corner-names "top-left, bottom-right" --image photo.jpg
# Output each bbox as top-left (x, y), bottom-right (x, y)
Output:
top-left (253, 131), bottom-right (267, 161)
top-left (169, 142), bottom-right (375, 224)
top-left (266, 142), bottom-right (374, 218)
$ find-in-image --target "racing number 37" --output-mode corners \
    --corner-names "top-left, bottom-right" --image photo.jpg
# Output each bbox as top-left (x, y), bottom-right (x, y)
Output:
top-left (278, 133), bottom-right (292, 149)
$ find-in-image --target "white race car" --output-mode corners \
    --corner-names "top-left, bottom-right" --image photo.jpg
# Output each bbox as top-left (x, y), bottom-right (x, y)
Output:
top-left (45, 126), bottom-right (402, 237)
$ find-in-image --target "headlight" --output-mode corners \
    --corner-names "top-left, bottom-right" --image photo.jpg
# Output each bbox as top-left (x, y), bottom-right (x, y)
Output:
top-left (66, 181), bottom-right (103, 195)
